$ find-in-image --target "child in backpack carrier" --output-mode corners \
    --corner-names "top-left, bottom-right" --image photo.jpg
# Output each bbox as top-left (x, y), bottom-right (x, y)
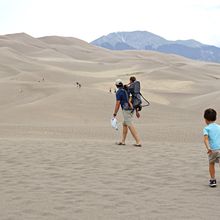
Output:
top-left (126, 76), bottom-right (142, 118)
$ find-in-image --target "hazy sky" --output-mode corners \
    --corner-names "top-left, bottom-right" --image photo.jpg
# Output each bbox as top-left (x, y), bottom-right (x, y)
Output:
top-left (1, 0), bottom-right (220, 46)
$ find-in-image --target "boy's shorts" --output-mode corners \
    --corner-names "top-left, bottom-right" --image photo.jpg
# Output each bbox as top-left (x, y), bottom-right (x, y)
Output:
top-left (208, 150), bottom-right (220, 164)
top-left (122, 110), bottom-right (133, 126)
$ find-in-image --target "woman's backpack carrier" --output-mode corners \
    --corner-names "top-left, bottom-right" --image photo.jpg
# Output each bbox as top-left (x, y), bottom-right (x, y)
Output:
top-left (129, 81), bottom-right (150, 111)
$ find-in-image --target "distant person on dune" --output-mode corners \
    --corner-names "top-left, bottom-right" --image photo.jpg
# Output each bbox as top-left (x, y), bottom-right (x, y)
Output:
top-left (203, 108), bottom-right (220, 187)
top-left (76, 82), bottom-right (81, 88)
top-left (113, 79), bottom-right (141, 147)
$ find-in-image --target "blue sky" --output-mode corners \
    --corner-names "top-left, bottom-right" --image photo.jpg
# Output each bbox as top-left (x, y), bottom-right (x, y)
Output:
top-left (0, 0), bottom-right (220, 46)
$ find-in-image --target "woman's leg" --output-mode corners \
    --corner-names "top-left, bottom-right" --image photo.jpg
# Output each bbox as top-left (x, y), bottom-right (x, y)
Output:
top-left (121, 124), bottom-right (128, 144)
top-left (128, 125), bottom-right (141, 145)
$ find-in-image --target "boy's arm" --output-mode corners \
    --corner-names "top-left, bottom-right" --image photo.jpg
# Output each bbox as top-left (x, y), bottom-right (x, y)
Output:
top-left (204, 135), bottom-right (212, 154)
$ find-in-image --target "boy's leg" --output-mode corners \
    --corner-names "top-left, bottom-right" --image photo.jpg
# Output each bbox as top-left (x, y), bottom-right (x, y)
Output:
top-left (209, 162), bottom-right (217, 187)
top-left (209, 162), bottom-right (215, 179)
top-left (128, 125), bottom-right (141, 145)
top-left (136, 109), bottom-right (140, 118)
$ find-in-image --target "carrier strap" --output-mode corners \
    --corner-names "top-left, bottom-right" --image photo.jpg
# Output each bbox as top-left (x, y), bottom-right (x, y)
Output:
top-left (140, 93), bottom-right (150, 107)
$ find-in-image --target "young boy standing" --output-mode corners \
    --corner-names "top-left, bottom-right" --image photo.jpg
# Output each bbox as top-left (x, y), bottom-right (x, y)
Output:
top-left (203, 108), bottom-right (220, 187)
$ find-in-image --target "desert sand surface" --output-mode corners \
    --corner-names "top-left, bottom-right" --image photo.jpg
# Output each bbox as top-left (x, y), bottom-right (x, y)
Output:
top-left (1, 33), bottom-right (220, 219)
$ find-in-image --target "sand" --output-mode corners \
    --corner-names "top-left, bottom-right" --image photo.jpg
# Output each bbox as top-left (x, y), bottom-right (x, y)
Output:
top-left (1, 33), bottom-right (220, 219)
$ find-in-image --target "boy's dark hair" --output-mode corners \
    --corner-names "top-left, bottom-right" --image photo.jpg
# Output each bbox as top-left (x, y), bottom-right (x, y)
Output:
top-left (123, 85), bottom-right (128, 91)
top-left (204, 108), bottom-right (217, 121)
top-left (130, 76), bottom-right (136, 82)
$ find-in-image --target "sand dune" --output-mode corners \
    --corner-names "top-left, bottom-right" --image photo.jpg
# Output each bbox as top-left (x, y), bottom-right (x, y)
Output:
top-left (0, 33), bottom-right (220, 219)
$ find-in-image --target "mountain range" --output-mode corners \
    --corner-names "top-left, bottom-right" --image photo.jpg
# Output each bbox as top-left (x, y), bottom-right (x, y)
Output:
top-left (91, 31), bottom-right (220, 63)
